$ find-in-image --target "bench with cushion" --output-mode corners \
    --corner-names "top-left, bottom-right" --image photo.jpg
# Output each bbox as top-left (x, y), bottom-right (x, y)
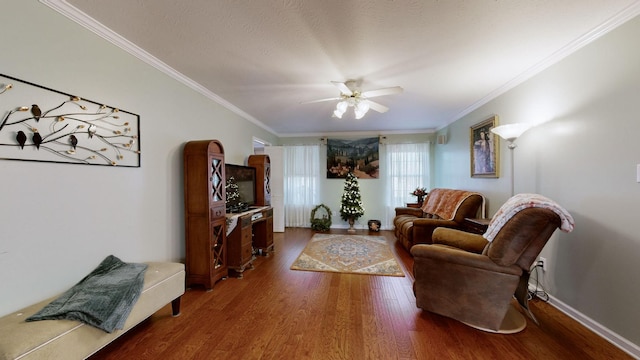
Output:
top-left (393, 188), bottom-right (484, 252)
top-left (0, 261), bottom-right (185, 360)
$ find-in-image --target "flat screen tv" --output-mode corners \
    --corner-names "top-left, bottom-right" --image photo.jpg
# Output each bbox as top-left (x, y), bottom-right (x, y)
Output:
top-left (225, 164), bottom-right (256, 212)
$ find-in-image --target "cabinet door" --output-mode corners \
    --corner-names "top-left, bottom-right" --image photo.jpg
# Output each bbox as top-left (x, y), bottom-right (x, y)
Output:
top-left (209, 154), bottom-right (225, 208)
top-left (210, 216), bottom-right (227, 282)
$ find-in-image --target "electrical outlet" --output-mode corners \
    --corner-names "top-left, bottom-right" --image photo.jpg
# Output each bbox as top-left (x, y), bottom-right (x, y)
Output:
top-left (539, 257), bottom-right (547, 271)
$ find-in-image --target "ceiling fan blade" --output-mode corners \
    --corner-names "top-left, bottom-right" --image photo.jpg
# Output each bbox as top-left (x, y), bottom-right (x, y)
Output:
top-left (300, 96), bottom-right (342, 104)
top-left (366, 100), bottom-right (389, 113)
top-left (361, 86), bottom-right (403, 98)
top-left (331, 81), bottom-right (353, 96)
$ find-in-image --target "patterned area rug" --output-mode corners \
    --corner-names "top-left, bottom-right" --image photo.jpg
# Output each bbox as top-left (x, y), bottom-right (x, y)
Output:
top-left (290, 234), bottom-right (405, 277)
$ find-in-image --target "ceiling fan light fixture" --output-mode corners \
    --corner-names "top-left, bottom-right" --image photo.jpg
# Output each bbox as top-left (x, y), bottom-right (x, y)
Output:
top-left (354, 100), bottom-right (370, 119)
top-left (305, 81), bottom-right (402, 119)
top-left (333, 100), bottom-right (348, 118)
top-left (336, 100), bottom-right (348, 112)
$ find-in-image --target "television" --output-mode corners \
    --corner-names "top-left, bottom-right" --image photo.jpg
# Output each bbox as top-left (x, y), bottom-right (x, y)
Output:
top-left (225, 163), bottom-right (256, 213)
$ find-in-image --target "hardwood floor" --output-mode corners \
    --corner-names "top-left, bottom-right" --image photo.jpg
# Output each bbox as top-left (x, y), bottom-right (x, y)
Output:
top-left (91, 228), bottom-right (632, 360)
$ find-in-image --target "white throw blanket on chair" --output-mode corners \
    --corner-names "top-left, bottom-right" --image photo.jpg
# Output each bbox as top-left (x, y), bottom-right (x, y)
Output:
top-left (483, 193), bottom-right (575, 242)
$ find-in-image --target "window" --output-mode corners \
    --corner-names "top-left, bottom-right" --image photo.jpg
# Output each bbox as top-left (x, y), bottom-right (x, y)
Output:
top-left (283, 145), bottom-right (321, 227)
top-left (383, 142), bottom-right (431, 227)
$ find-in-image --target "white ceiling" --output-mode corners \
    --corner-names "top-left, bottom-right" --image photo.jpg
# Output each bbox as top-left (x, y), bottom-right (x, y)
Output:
top-left (44, 0), bottom-right (640, 136)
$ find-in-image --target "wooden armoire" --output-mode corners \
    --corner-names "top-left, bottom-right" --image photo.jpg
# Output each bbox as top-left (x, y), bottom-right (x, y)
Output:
top-left (183, 140), bottom-right (227, 290)
top-left (248, 154), bottom-right (274, 253)
top-left (248, 154), bottom-right (271, 206)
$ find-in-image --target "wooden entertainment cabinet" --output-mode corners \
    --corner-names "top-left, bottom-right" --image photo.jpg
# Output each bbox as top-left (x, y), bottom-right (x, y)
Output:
top-left (226, 206), bottom-right (273, 277)
top-left (183, 142), bottom-right (275, 284)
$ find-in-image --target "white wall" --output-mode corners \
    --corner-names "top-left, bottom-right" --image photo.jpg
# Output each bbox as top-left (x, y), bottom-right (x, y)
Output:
top-left (0, 1), bottom-right (276, 316)
top-left (434, 15), bottom-right (640, 352)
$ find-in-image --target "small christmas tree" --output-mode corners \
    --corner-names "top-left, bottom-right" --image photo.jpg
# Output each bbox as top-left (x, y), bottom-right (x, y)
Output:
top-left (339, 172), bottom-right (365, 222)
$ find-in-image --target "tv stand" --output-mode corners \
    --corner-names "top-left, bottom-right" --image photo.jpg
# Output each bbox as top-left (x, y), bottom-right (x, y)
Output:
top-left (226, 206), bottom-right (273, 277)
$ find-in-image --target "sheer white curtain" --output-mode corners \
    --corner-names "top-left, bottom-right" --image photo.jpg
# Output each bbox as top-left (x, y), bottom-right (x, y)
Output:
top-left (383, 142), bottom-right (431, 228)
top-left (283, 144), bottom-right (321, 227)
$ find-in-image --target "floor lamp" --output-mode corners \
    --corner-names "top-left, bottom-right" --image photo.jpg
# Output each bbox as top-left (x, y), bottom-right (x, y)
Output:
top-left (491, 123), bottom-right (532, 197)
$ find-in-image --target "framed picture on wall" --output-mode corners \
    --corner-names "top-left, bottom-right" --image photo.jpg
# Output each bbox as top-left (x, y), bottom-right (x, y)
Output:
top-left (326, 137), bottom-right (379, 179)
top-left (470, 115), bottom-right (499, 178)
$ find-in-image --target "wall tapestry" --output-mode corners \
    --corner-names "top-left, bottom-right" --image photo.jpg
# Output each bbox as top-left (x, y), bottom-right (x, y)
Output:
top-left (470, 115), bottom-right (499, 178)
top-left (326, 137), bottom-right (379, 179)
top-left (0, 73), bottom-right (140, 167)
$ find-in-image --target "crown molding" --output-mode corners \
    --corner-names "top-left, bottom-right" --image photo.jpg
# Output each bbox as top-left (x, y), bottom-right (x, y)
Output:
top-left (278, 128), bottom-right (436, 138)
top-left (39, 0), bottom-right (277, 135)
top-left (40, 0), bottom-right (640, 136)
top-left (439, 0), bottom-right (640, 130)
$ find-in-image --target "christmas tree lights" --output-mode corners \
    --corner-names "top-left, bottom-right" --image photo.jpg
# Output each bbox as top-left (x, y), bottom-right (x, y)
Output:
top-left (225, 176), bottom-right (242, 212)
top-left (339, 172), bottom-right (365, 222)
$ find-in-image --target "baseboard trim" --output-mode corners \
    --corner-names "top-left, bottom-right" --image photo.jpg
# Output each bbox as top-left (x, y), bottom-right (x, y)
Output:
top-left (546, 294), bottom-right (640, 359)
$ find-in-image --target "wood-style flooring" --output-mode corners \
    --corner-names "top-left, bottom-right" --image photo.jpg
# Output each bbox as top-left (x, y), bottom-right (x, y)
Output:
top-left (90, 228), bottom-right (632, 359)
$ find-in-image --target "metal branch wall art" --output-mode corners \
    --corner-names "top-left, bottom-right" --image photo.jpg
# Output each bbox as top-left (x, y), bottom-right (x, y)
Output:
top-left (0, 73), bottom-right (140, 167)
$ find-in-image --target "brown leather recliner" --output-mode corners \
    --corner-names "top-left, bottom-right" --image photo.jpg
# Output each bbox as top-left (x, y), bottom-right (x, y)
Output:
top-left (393, 188), bottom-right (484, 251)
top-left (411, 194), bottom-right (574, 333)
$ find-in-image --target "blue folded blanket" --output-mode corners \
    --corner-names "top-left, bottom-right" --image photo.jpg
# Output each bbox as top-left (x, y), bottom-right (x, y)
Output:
top-left (26, 255), bottom-right (147, 333)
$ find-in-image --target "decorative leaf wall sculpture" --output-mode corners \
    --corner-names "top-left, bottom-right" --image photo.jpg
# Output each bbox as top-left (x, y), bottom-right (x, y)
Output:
top-left (0, 73), bottom-right (140, 167)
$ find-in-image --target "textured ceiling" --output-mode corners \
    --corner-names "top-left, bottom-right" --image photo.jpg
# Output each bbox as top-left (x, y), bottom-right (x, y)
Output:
top-left (47, 0), bottom-right (640, 136)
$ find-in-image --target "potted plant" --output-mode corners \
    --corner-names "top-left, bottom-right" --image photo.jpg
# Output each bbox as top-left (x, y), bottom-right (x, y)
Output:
top-left (411, 187), bottom-right (428, 206)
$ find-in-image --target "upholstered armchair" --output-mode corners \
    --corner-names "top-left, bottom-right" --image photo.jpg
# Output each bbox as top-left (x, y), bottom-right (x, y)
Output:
top-left (411, 194), bottom-right (574, 333)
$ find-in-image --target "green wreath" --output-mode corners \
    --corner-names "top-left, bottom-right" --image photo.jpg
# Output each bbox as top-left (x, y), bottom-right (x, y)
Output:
top-left (310, 204), bottom-right (332, 232)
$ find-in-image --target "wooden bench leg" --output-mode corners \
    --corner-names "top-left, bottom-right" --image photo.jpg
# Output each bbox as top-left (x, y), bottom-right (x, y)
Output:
top-left (171, 297), bottom-right (181, 317)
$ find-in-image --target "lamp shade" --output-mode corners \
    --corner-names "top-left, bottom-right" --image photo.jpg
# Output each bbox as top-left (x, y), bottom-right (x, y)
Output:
top-left (490, 123), bottom-right (532, 141)
top-left (354, 100), bottom-right (370, 119)
top-left (336, 100), bottom-right (348, 113)
top-left (333, 100), bottom-right (348, 118)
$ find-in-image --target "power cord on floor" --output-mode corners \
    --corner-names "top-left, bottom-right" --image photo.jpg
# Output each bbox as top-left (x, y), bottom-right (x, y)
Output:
top-left (528, 261), bottom-right (549, 302)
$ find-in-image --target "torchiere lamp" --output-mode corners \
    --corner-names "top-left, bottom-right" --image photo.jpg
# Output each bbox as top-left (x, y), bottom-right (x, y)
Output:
top-left (490, 123), bottom-right (532, 196)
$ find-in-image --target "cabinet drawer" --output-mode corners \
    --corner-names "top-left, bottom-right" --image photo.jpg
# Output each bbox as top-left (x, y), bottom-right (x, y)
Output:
top-left (211, 206), bottom-right (225, 218)
top-left (241, 229), bottom-right (252, 245)
top-left (241, 243), bottom-right (253, 262)
top-left (240, 215), bottom-right (251, 228)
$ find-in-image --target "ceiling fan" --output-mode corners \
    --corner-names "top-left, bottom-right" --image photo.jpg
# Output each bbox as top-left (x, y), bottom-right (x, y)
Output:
top-left (301, 80), bottom-right (403, 119)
